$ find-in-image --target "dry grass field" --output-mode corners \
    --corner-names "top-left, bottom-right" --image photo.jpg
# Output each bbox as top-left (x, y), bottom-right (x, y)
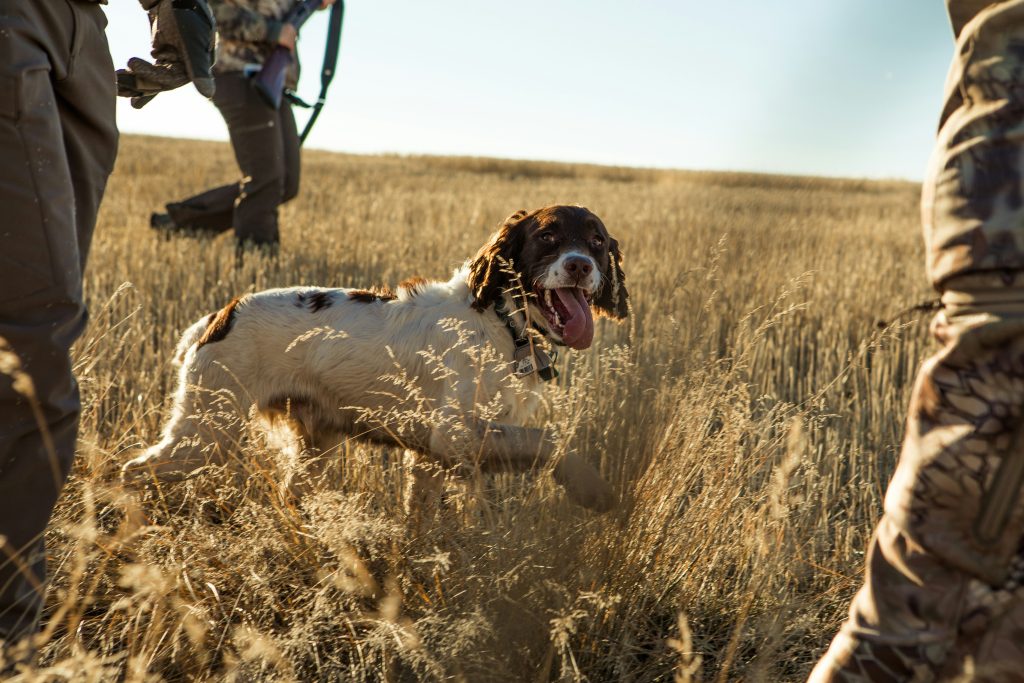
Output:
top-left (13, 134), bottom-right (936, 681)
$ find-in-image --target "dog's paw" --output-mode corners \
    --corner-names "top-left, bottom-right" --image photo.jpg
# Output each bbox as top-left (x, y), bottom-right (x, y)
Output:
top-left (552, 453), bottom-right (616, 513)
top-left (120, 447), bottom-right (194, 484)
top-left (120, 449), bottom-right (162, 484)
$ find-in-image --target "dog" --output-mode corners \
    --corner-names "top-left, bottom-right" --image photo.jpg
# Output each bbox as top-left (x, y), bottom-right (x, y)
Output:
top-left (123, 205), bottom-right (629, 513)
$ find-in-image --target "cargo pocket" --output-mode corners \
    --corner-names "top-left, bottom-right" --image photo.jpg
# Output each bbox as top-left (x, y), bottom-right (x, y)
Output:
top-left (0, 65), bottom-right (74, 306)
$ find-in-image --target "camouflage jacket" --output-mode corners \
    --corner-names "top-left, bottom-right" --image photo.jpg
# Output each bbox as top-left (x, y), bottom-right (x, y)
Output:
top-left (209, 0), bottom-right (301, 86)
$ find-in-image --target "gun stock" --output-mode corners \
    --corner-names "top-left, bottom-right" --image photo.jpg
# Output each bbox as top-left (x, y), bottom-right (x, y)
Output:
top-left (252, 0), bottom-right (323, 109)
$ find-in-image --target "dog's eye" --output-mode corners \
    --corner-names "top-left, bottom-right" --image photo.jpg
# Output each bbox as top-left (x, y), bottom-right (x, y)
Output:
top-left (539, 232), bottom-right (557, 243)
top-left (591, 236), bottom-right (605, 248)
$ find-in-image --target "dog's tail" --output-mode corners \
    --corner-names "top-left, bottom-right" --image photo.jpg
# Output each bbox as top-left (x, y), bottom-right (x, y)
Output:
top-left (174, 315), bottom-right (215, 365)
top-left (175, 297), bottom-right (245, 366)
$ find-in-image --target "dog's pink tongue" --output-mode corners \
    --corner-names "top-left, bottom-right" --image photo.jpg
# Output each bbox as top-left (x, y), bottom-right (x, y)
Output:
top-left (554, 288), bottom-right (594, 349)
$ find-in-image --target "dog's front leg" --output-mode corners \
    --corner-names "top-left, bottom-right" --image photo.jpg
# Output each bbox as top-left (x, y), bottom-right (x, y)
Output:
top-left (402, 449), bottom-right (445, 535)
top-left (428, 417), bottom-right (616, 512)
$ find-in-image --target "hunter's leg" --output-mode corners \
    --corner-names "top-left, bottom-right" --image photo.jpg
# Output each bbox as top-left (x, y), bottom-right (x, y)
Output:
top-left (162, 75), bottom-right (251, 235)
top-left (221, 74), bottom-right (287, 247)
top-left (0, 0), bottom-right (115, 643)
top-left (811, 1), bottom-right (1024, 680)
top-left (278, 99), bottom-right (301, 205)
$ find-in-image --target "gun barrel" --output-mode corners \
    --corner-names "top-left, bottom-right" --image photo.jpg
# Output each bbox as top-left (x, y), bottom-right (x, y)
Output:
top-left (252, 49), bottom-right (294, 108)
top-left (251, 0), bottom-right (324, 109)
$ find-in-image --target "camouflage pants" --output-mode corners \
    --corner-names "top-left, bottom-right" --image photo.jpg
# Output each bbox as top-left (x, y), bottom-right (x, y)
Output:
top-left (810, 1), bottom-right (1024, 681)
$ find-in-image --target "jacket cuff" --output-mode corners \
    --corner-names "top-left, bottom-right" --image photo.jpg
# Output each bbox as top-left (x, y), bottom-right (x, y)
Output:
top-left (265, 20), bottom-right (285, 44)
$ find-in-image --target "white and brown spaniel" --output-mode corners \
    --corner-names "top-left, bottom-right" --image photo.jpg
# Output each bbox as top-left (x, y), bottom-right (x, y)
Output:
top-left (124, 205), bottom-right (629, 512)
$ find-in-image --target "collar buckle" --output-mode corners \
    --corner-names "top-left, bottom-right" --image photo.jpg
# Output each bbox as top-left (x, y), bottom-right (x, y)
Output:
top-left (499, 296), bottom-right (558, 382)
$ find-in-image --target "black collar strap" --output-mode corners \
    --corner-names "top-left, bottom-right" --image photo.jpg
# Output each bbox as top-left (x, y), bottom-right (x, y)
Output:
top-left (495, 296), bottom-right (558, 382)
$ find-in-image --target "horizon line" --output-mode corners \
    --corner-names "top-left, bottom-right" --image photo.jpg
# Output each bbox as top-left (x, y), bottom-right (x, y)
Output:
top-left (120, 131), bottom-right (924, 186)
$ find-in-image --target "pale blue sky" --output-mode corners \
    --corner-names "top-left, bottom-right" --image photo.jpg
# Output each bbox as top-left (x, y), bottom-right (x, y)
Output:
top-left (104, 2), bottom-right (953, 180)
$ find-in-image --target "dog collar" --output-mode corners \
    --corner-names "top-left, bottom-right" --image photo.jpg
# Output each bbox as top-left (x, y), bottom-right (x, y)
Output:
top-left (495, 296), bottom-right (558, 382)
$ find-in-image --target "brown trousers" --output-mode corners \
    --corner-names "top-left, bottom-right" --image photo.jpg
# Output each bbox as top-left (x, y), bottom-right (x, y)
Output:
top-left (165, 72), bottom-right (301, 246)
top-left (811, 1), bottom-right (1024, 681)
top-left (0, 0), bottom-right (117, 641)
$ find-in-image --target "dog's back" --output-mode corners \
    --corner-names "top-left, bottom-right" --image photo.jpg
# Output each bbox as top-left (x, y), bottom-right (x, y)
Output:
top-left (124, 272), bottom-right (539, 480)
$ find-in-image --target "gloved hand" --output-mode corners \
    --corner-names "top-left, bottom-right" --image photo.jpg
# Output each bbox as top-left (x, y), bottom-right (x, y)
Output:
top-left (116, 0), bottom-right (217, 109)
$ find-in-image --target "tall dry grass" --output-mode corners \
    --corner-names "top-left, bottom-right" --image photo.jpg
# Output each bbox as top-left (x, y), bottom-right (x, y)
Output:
top-left (7, 135), bottom-right (932, 681)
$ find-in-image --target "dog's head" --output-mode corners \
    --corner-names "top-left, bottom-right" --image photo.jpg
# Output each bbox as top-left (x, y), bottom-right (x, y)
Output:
top-left (468, 205), bottom-right (629, 350)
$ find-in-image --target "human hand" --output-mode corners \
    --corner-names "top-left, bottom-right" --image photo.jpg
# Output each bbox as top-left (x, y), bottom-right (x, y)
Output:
top-left (278, 23), bottom-right (298, 51)
top-left (117, 0), bottom-right (216, 109)
top-left (320, 0), bottom-right (336, 9)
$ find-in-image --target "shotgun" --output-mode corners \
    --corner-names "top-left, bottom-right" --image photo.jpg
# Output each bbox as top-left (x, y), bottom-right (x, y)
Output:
top-left (252, 0), bottom-right (323, 109)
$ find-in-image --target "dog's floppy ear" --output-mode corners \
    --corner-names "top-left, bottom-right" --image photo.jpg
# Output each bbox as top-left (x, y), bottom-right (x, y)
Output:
top-left (592, 237), bottom-right (629, 319)
top-left (468, 210), bottom-right (533, 311)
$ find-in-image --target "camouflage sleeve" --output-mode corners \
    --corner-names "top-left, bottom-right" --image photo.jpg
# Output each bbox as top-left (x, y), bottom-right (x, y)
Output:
top-left (208, 0), bottom-right (284, 44)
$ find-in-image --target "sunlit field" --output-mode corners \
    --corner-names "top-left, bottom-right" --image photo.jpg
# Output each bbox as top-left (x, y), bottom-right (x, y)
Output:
top-left (12, 135), bottom-right (934, 681)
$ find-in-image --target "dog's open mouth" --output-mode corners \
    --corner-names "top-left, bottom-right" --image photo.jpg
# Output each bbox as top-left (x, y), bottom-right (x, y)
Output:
top-left (535, 287), bottom-right (595, 350)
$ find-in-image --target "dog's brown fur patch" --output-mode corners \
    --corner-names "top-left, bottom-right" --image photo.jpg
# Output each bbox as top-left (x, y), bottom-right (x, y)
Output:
top-left (306, 291), bottom-right (334, 313)
top-left (398, 276), bottom-right (431, 297)
top-left (295, 291), bottom-right (337, 312)
top-left (348, 287), bottom-right (397, 303)
top-left (196, 297), bottom-right (242, 350)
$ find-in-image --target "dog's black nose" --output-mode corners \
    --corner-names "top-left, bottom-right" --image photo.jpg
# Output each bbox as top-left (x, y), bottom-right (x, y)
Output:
top-left (564, 256), bottom-right (593, 279)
